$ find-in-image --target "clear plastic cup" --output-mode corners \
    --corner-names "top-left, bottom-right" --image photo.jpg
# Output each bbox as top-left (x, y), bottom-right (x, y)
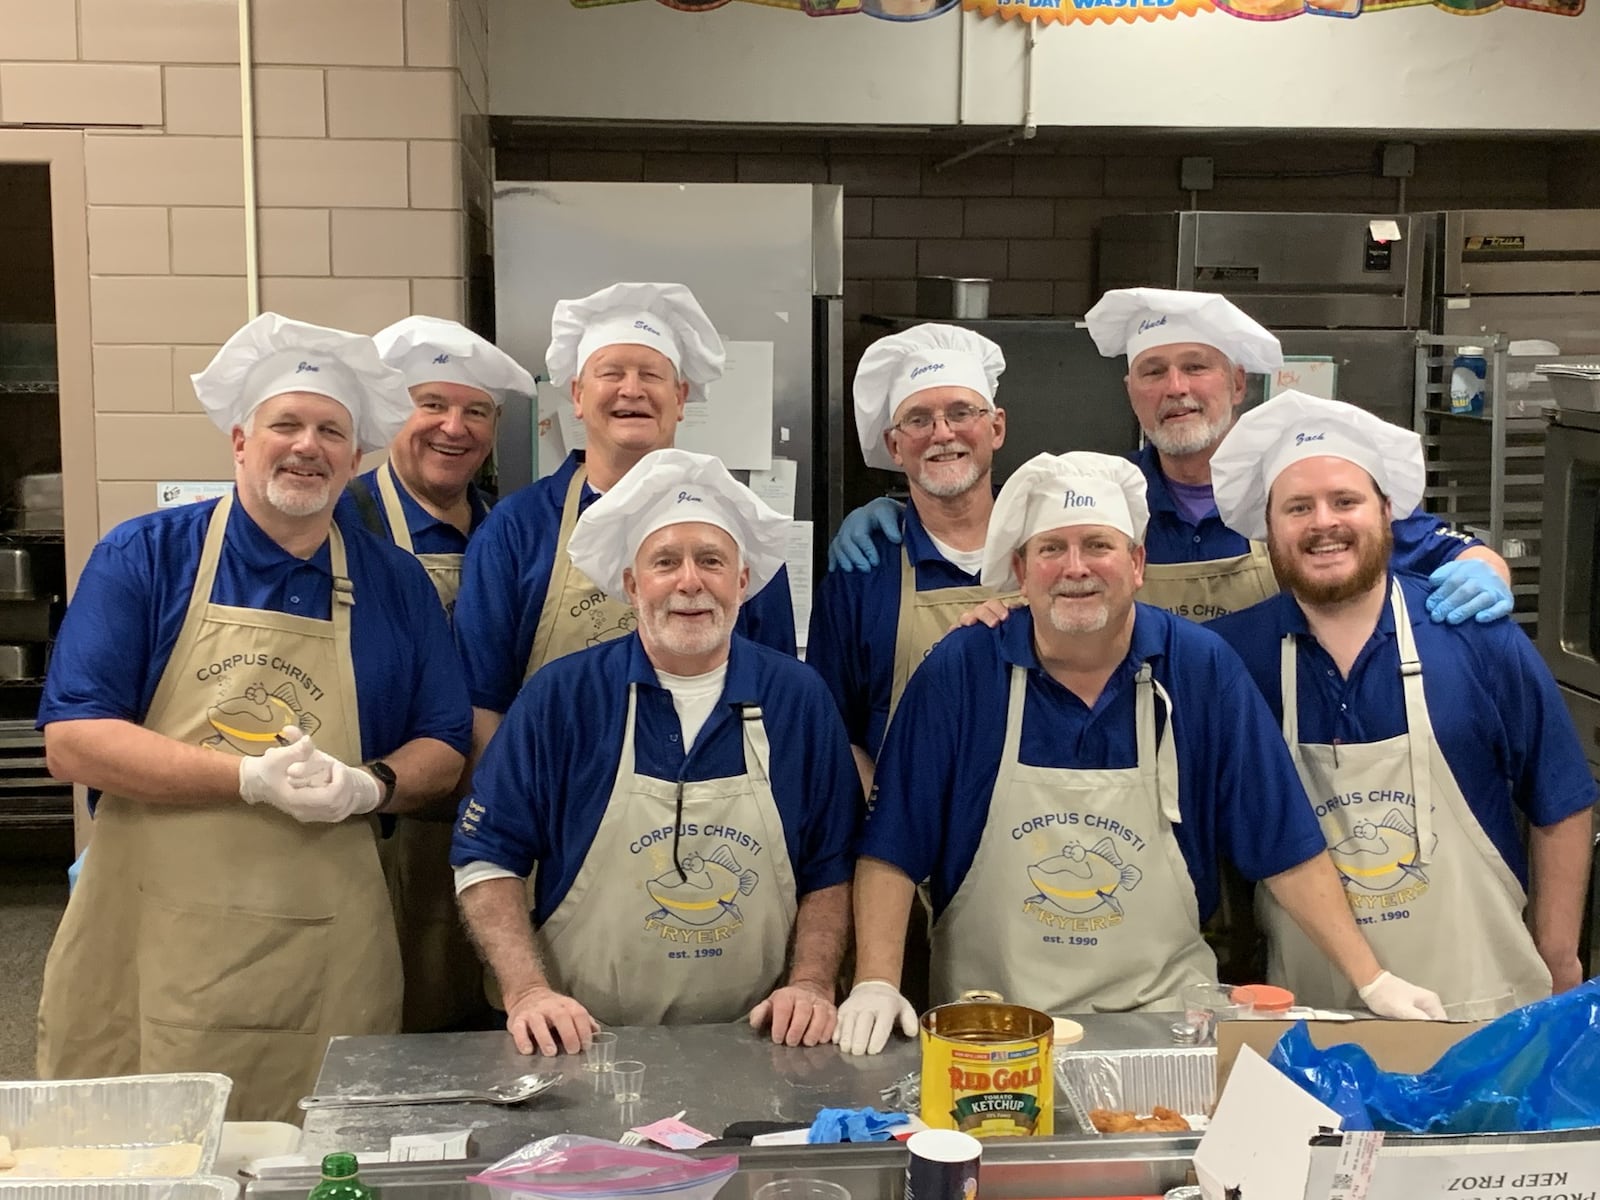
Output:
top-left (1178, 982), bottom-right (1254, 1045)
top-left (612, 1060), bottom-right (645, 1102)
top-left (584, 1031), bottom-right (618, 1073)
top-left (754, 1181), bottom-right (851, 1200)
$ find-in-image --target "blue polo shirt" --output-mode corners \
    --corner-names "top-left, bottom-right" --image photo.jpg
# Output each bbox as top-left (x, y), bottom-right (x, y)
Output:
top-left (860, 605), bottom-right (1327, 923)
top-left (450, 632), bottom-right (860, 924)
top-left (38, 494), bottom-right (473, 771)
top-left (454, 452), bottom-right (798, 713)
top-left (336, 462), bottom-right (491, 555)
top-left (1207, 574), bottom-right (1598, 888)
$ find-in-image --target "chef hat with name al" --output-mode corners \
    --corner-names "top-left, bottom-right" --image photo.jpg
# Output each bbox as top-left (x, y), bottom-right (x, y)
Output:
top-left (567, 448), bottom-right (790, 599)
top-left (981, 452), bottom-right (1151, 591)
top-left (1084, 287), bottom-right (1284, 375)
top-left (852, 323), bottom-right (1007, 472)
top-left (191, 312), bottom-right (413, 453)
top-left (1211, 390), bottom-right (1426, 541)
top-left (373, 315), bottom-right (535, 407)
top-left (546, 282), bottom-right (726, 401)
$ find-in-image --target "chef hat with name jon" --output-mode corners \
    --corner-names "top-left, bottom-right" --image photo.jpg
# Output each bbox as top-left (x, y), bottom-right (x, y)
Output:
top-left (191, 313), bottom-right (413, 453)
top-left (567, 448), bottom-right (790, 599)
top-left (853, 324), bottom-right (1006, 472)
top-left (981, 452), bottom-right (1150, 591)
top-left (374, 315), bottom-right (535, 407)
top-left (546, 282), bottom-right (726, 401)
top-left (1210, 390), bottom-right (1426, 541)
top-left (1085, 287), bottom-right (1283, 375)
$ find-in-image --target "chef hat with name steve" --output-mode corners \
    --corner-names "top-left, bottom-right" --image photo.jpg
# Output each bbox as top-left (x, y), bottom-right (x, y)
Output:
top-left (373, 315), bottom-right (535, 407)
top-left (191, 312), bottom-right (413, 453)
top-left (546, 282), bottom-right (726, 401)
top-left (981, 452), bottom-right (1151, 591)
top-left (1085, 287), bottom-right (1283, 375)
top-left (852, 323), bottom-right (1007, 472)
top-left (567, 448), bottom-right (790, 599)
top-left (1210, 390), bottom-right (1426, 541)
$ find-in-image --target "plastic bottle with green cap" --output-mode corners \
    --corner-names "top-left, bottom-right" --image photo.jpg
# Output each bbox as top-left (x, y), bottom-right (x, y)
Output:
top-left (308, 1153), bottom-right (373, 1200)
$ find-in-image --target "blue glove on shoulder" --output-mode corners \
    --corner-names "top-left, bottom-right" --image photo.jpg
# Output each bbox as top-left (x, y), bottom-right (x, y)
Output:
top-left (1425, 558), bottom-right (1514, 625)
top-left (827, 496), bottom-right (905, 573)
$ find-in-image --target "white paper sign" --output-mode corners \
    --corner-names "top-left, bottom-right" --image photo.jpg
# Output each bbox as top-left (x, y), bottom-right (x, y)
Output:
top-left (157, 481), bottom-right (231, 508)
top-left (537, 380), bottom-right (572, 478)
top-left (748, 457), bottom-right (798, 518)
top-left (683, 340), bottom-right (774, 470)
top-left (1194, 1045), bottom-right (1342, 1200)
top-left (785, 520), bottom-right (813, 652)
top-left (1304, 1136), bottom-right (1600, 1200)
top-left (1272, 358), bottom-right (1339, 402)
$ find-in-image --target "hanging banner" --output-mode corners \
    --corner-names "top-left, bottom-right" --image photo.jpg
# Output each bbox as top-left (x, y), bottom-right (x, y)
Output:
top-left (572, 0), bottom-right (962, 17)
top-left (574, 0), bottom-right (1581, 16)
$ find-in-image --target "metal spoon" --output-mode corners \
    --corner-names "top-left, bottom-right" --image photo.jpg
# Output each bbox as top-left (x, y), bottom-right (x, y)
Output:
top-left (298, 1072), bottom-right (561, 1109)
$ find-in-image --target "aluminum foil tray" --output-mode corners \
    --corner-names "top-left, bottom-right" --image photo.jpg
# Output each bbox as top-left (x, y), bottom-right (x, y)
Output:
top-left (0, 1075), bottom-right (232, 1177)
top-left (1053, 1047), bottom-right (1216, 1133)
top-left (0, 1178), bottom-right (239, 1200)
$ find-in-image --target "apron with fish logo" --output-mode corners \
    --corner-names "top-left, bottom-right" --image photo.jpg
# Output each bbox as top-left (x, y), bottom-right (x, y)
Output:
top-left (931, 658), bottom-right (1217, 1013)
top-left (1137, 541), bottom-right (1278, 624)
top-left (536, 685), bottom-right (797, 1025)
top-left (1260, 581), bottom-right (1552, 1020)
top-left (37, 492), bottom-right (402, 1122)
top-left (526, 467), bottom-right (637, 678)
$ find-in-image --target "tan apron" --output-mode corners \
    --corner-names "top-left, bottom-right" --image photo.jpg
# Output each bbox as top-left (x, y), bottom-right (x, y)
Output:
top-left (36, 493), bottom-right (402, 1122)
top-left (930, 661), bottom-right (1218, 1013)
top-left (526, 467), bottom-right (637, 678)
top-left (1137, 541), bottom-right (1278, 622)
top-left (536, 687), bottom-right (798, 1025)
top-left (372, 465), bottom-right (486, 1033)
top-left (1260, 582), bottom-right (1552, 1020)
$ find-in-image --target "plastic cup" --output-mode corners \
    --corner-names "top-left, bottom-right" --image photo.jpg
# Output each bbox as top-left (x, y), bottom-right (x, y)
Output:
top-left (584, 1031), bottom-right (618, 1073)
top-left (1179, 983), bottom-right (1254, 1046)
top-left (754, 1181), bottom-right (851, 1200)
top-left (612, 1060), bottom-right (645, 1102)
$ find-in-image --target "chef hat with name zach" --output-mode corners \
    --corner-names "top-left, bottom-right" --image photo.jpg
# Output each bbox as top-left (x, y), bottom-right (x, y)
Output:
top-left (1085, 287), bottom-right (1284, 375)
top-left (374, 315), bottom-right (535, 407)
top-left (852, 324), bottom-right (1006, 472)
top-left (1210, 390), bottom-right (1426, 541)
top-left (567, 448), bottom-right (790, 599)
top-left (546, 282), bottom-right (726, 401)
top-left (191, 312), bottom-right (413, 453)
top-left (981, 452), bottom-right (1151, 591)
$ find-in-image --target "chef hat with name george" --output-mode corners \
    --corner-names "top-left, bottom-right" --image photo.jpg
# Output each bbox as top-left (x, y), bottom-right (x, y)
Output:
top-left (373, 315), bottom-right (535, 407)
top-left (191, 312), bottom-right (413, 453)
top-left (546, 282), bottom-right (726, 401)
top-left (852, 323), bottom-right (1007, 472)
top-left (1210, 390), bottom-right (1426, 541)
top-left (567, 448), bottom-right (790, 599)
top-left (981, 452), bottom-right (1151, 591)
top-left (1084, 287), bottom-right (1283, 375)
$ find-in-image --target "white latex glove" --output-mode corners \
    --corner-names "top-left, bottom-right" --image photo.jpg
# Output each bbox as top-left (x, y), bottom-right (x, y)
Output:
top-left (238, 725), bottom-right (318, 807)
top-left (833, 980), bottom-right (918, 1056)
top-left (270, 757), bottom-right (383, 824)
top-left (284, 733), bottom-right (338, 790)
top-left (1357, 970), bottom-right (1447, 1020)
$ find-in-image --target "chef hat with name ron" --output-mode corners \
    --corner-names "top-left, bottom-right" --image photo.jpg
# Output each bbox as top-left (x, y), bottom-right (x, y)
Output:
top-left (1084, 287), bottom-right (1284, 375)
top-left (373, 315), bottom-right (535, 407)
top-left (567, 448), bottom-right (790, 599)
top-left (1210, 390), bottom-right (1426, 541)
top-left (852, 323), bottom-right (1007, 472)
top-left (546, 282), bottom-right (726, 401)
top-left (191, 312), bottom-right (413, 453)
top-left (981, 452), bottom-right (1151, 591)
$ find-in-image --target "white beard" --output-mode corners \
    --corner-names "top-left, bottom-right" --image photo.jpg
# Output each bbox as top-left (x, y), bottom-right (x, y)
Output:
top-left (913, 447), bottom-right (984, 498)
top-left (638, 594), bottom-right (733, 659)
top-left (265, 474), bottom-right (332, 517)
top-left (1143, 406), bottom-right (1233, 457)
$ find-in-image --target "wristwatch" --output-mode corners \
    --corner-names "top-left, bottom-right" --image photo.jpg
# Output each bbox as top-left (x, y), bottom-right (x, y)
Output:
top-left (367, 760), bottom-right (398, 812)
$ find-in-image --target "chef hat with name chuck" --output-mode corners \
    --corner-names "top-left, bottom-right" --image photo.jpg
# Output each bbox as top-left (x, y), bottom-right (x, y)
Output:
top-left (1211, 390), bottom-right (1426, 541)
top-left (1085, 287), bottom-right (1284, 375)
top-left (191, 312), bottom-right (413, 453)
top-left (852, 323), bottom-right (1006, 472)
top-left (567, 448), bottom-right (790, 599)
top-left (373, 315), bottom-right (535, 407)
top-left (546, 282), bottom-right (726, 401)
top-left (981, 452), bottom-right (1151, 591)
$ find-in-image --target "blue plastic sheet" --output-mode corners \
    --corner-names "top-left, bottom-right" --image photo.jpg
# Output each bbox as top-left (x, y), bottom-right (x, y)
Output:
top-left (1268, 978), bottom-right (1600, 1134)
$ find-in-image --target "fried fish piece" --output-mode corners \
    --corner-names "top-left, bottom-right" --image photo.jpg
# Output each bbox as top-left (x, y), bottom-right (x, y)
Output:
top-left (1087, 1106), bottom-right (1191, 1134)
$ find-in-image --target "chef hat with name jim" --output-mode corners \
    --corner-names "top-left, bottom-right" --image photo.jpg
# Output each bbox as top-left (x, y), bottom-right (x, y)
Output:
top-left (567, 448), bottom-right (790, 599)
top-left (546, 282), bottom-right (725, 401)
top-left (1085, 287), bottom-right (1283, 375)
top-left (191, 312), bottom-right (413, 453)
top-left (1211, 390), bottom-right (1426, 541)
top-left (853, 323), bottom-right (1007, 472)
top-left (374, 315), bottom-right (535, 407)
top-left (981, 452), bottom-right (1150, 591)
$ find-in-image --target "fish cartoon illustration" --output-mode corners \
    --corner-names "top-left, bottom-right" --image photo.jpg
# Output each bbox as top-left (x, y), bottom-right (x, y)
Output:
top-left (1328, 808), bottom-right (1429, 891)
top-left (1027, 838), bottom-right (1143, 917)
top-left (203, 681), bottom-right (321, 755)
top-left (645, 843), bottom-right (758, 927)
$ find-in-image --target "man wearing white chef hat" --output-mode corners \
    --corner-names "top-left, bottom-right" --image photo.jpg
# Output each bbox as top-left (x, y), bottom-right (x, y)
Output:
top-left (35, 313), bottom-right (472, 1119)
top-left (837, 450), bottom-right (1445, 1054)
top-left (452, 449), bottom-right (859, 1053)
top-left (1207, 392), bottom-right (1597, 1018)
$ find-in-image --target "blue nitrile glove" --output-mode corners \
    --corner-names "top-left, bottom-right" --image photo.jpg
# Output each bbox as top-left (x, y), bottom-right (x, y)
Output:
top-left (827, 497), bottom-right (905, 573)
top-left (807, 1106), bottom-right (910, 1144)
top-left (67, 848), bottom-right (87, 894)
top-left (1425, 558), bottom-right (1514, 625)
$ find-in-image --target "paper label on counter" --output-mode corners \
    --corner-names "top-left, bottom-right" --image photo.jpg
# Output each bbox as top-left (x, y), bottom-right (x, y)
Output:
top-left (630, 1116), bottom-right (714, 1150)
top-left (1305, 1137), bottom-right (1600, 1200)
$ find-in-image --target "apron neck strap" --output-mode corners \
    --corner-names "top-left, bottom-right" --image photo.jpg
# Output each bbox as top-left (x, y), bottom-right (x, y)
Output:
top-left (375, 463), bottom-right (416, 556)
top-left (1390, 580), bottom-right (1434, 865)
top-left (1135, 664), bottom-right (1181, 825)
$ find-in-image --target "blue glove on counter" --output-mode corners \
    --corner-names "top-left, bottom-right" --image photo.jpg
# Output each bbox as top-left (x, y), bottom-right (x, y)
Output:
top-left (827, 497), bottom-right (905, 573)
top-left (807, 1107), bottom-right (910, 1144)
top-left (1425, 558), bottom-right (1514, 625)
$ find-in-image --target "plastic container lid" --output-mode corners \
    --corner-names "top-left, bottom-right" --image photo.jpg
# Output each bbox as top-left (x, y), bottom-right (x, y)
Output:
top-left (1230, 984), bottom-right (1294, 1013)
top-left (1457, 345), bottom-right (1485, 357)
top-left (1053, 1017), bottom-right (1085, 1045)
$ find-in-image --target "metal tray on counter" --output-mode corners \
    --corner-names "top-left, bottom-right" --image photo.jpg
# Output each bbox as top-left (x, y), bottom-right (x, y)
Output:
top-left (1054, 1047), bottom-right (1216, 1134)
top-left (0, 1178), bottom-right (239, 1200)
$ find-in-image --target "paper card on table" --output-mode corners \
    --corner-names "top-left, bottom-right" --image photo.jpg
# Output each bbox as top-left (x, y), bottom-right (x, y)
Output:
top-left (748, 457), bottom-right (798, 518)
top-left (387, 1130), bottom-right (472, 1162)
top-left (630, 1116), bottom-right (714, 1150)
top-left (679, 340), bottom-right (774, 471)
top-left (1192, 1044), bottom-right (1341, 1200)
top-left (784, 520), bottom-right (813, 651)
top-left (749, 1128), bottom-right (812, 1147)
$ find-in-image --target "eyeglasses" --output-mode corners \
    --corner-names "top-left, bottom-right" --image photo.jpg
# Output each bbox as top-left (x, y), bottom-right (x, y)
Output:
top-left (891, 404), bottom-right (992, 436)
